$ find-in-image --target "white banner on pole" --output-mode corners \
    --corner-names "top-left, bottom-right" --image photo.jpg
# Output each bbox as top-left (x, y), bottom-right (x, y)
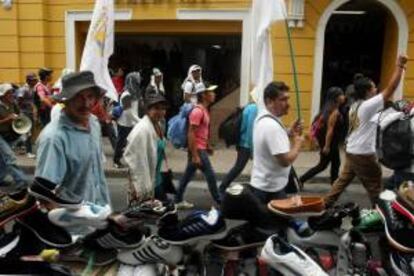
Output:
top-left (80, 0), bottom-right (117, 102)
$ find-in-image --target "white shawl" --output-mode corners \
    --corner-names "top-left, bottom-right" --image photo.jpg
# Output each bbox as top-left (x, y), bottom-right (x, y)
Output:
top-left (123, 115), bottom-right (159, 201)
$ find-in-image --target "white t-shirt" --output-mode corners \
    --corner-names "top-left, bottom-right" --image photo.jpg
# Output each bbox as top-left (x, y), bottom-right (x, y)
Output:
top-left (346, 94), bottom-right (384, 155)
top-left (118, 108), bottom-right (140, 127)
top-left (183, 81), bottom-right (198, 104)
top-left (251, 111), bottom-right (291, 192)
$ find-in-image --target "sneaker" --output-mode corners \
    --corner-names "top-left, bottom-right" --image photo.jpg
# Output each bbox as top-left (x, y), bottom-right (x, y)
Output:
top-left (133, 264), bottom-right (158, 276)
top-left (83, 220), bottom-right (144, 250)
top-left (158, 207), bottom-right (226, 245)
top-left (117, 264), bottom-right (135, 276)
top-left (353, 209), bottom-right (383, 232)
top-left (0, 230), bottom-right (19, 257)
top-left (26, 152), bottom-right (36, 159)
top-left (28, 177), bottom-right (82, 209)
top-left (17, 208), bottom-right (73, 248)
top-left (48, 203), bottom-right (111, 229)
top-left (212, 223), bottom-right (268, 250)
top-left (260, 234), bottom-right (328, 276)
top-left (389, 251), bottom-right (414, 276)
top-left (286, 226), bottom-right (340, 250)
top-left (175, 200), bottom-right (194, 210)
top-left (0, 194), bottom-right (37, 227)
top-left (336, 230), bottom-right (369, 276)
top-left (376, 190), bottom-right (414, 252)
top-left (59, 243), bottom-right (117, 266)
top-left (268, 195), bottom-right (325, 218)
top-left (117, 235), bottom-right (183, 265)
top-left (6, 222), bottom-right (47, 258)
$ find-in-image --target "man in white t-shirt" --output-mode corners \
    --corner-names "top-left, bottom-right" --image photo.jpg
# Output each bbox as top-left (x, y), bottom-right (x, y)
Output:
top-left (182, 65), bottom-right (202, 104)
top-left (250, 81), bottom-right (304, 204)
top-left (324, 55), bottom-right (408, 207)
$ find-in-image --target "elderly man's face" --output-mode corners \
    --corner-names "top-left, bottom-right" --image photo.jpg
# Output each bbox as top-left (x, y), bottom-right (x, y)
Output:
top-left (65, 88), bottom-right (99, 124)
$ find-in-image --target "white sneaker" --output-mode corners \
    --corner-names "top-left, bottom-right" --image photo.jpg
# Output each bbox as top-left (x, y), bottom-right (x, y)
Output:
top-left (26, 153), bottom-right (36, 159)
top-left (48, 203), bottom-right (111, 229)
top-left (261, 234), bottom-right (328, 276)
top-left (117, 264), bottom-right (134, 276)
top-left (133, 264), bottom-right (158, 276)
top-left (117, 235), bottom-right (183, 266)
top-left (175, 200), bottom-right (194, 210)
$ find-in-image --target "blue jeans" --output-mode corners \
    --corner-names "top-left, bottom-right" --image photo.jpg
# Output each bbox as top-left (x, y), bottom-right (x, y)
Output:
top-left (219, 146), bottom-right (251, 195)
top-left (0, 135), bottom-right (29, 193)
top-left (175, 150), bottom-right (221, 204)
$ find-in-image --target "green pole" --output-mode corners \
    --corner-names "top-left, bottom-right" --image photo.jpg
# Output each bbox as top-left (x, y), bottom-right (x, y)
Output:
top-left (284, 19), bottom-right (302, 119)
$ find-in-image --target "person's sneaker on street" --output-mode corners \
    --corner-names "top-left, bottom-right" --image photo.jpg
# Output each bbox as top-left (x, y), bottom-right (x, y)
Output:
top-left (336, 230), bottom-right (370, 275)
top-left (28, 177), bottom-right (82, 209)
top-left (260, 234), bottom-right (328, 276)
top-left (158, 207), bottom-right (226, 244)
top-left (0, 193), bottom-right (38, 227)
top-left (376, 190), bottom-right (414, 252)
top-left (17, 208), bottom-right (73, 248)
top-left (175, 200), bottom-right (194, 210)
top-left (0, 229), bottom-right (20, 257)
top-left (48, 203), bottom-right (111, 229)
top-left (117, 235), bottom-right (183, 266)
top-left (83, 220), bottom-right (144, 250)
top-left (212, 223), bottom-right (268, 250)
top-left (389, 251), bottom-right (414, 276)
top-left (353, 209), bottom-right (383, 232)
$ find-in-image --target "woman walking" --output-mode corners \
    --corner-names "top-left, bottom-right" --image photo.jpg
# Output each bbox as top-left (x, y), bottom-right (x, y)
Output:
top-left (300, 87), bottom-right (346, 184)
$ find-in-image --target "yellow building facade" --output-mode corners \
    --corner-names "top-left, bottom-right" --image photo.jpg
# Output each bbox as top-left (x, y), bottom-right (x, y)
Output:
top-left (1, 0), bottom-right (414, 130)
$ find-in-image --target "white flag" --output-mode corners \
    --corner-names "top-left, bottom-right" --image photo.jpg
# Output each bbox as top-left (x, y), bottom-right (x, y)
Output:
top-left (251, 0), bottom-right (286, 110)
top-left (80, 0), bottom-right (117, 102)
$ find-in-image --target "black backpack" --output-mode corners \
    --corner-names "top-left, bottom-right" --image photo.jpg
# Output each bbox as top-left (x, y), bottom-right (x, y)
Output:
top-left (376, 109), bottom-right (414, 170)
top-left (218, 107), bottom-right (243, 147)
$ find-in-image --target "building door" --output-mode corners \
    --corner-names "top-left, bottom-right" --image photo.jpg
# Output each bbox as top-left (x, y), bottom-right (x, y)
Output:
top-left (321, 0), bottom-right (397, 106)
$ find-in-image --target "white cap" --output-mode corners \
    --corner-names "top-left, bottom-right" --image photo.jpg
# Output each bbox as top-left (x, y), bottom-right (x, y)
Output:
top-left (0, 83), bottom-right (13, 97)
top-left (194, 82), bottom-right (206, 94)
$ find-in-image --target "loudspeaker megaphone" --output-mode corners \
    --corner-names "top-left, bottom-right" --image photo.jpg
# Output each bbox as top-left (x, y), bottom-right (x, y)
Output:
top-left (12, 114), bottom-right (32, 135)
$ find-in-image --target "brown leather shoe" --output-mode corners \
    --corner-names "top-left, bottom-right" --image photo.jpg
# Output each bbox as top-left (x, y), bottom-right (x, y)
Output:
top-left (268, 195), bottom-right (325, 218)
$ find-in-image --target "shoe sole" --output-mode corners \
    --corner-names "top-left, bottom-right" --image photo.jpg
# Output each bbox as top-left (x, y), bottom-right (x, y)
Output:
top-left (16, 218), bottom-right (73, 248)
top-left (267, 203), bottom-right (325, 218)
top-left (28, 188), bottom-right (81, 210)
top-left (376, 205), bottom-right (414, 253)
top-left (160, 228), bottom-right (228, 245)
top-left (389, 253), bottom-right (410, 276)
top-left (0, 235), bottom-right (19, 256)
top-left (211, 241), bottom-right (265, 251)
top-left (0, 203), bottom-right (38, 228)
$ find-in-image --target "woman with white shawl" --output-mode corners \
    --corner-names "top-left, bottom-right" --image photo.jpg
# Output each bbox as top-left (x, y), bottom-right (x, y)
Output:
top-left (145, 68), bottom-right (165, 99)
top-left (182, 64), bottom-right (202, 104)
top-left (123, 93), bottom-right (168, 203)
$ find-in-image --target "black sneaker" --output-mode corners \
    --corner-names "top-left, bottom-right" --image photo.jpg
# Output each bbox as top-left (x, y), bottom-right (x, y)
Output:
top-left (0, 229), bottom-right (19, 257)
top-left (376, 190), bottom-right (414, 252)
top-left (212, 223), bottom-right (268, 250)
top-left (83, 220), bottom-right (144, 250)
top-left (0, 194), bottom-right (38, 227)
top-left (389, 251), bottom-right (414, 276)
top-left (6, 222), bottom-right (47, 258)
top-left (28, 177), bottom-right (82, 209)
top-left (17, 208), bottom-right (73, 248)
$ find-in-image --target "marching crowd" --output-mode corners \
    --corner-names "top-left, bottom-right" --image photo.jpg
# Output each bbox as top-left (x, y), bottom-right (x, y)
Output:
top-left (0, 54), bottom-right (413, 275)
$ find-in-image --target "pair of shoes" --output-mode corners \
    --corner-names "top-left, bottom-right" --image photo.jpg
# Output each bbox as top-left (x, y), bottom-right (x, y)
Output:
top-left (175, 200), bottom-right (194, 210)
top-left (48, 203), bottom-right (111, 229)
top-left (17, 208), bottom-right (73, 248)
top-left (336, 230), bottom-right (370, 275)
top-left (26, 152), bottom-right (36, 159)
top-left (28, 177), bottom-right (82, 209)
top-left (260, 234), bottom-right (328, 276)
top-left (117, 235), bottom-right (183, 266)
top-left (0, 193), bottom-right (38, 227)
top-left (211, 223), bottom-right (268, 250)
top-left (83, 220), bottom-right (144, 250)
top-left (376, 190), bottom-right (414, 252)
top-left (158, 207), bottom-right (226, 245)
top-left (389, 251), bottom-right (414, 276)
top-left (268, 195), bottom-right (325, 218)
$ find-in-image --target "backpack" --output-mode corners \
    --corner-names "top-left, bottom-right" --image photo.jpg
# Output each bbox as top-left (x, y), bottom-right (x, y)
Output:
top-left (376, 108), bottom-right (414, 170)
top-left (112, 105), bottom-right (123, 120)
top-left (218, 107), bottom-right (243, 147)
top-left (167, 103), bottom-right (197, 149)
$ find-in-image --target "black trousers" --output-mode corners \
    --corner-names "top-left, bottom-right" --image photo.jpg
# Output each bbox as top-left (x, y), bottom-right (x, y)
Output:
top-left (300, 144), bottom-right (341, 184)
top-left (113, 125), bottom-right (132, 164)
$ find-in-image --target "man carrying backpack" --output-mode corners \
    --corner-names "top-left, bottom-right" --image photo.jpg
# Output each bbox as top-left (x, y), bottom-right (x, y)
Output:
top-left (219, 102), bottom-right (258, 195)
top-left (324, 55), bottom-right (408, 207)
top-left (175, 82), bottom-right (221, 209)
